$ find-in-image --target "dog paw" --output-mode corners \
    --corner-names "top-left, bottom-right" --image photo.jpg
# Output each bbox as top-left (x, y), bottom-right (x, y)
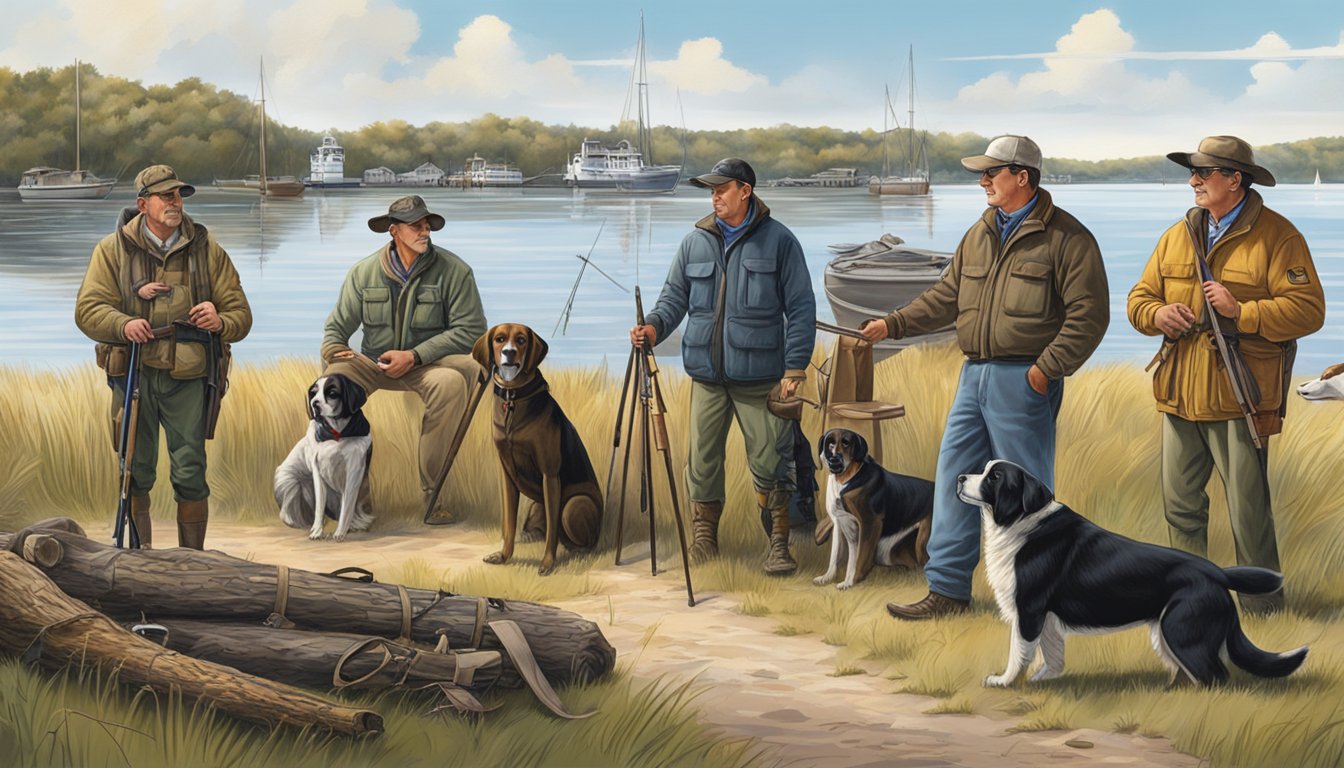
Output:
top-left (1030, 667), bottom-right (1062, 683)
top-left (813, 575), bottom-right (834, 586)
top-left (483, 551), bottom-right (508, 565)
top-left (308, 530), bottom-right (326, 540)
top-left (837, 580), bottom-right (855, 590)
top-left (983, 674), bottom-right (1014, 688)
top-left (538, 558), bottom-right (556, 576)
top-left (332, 531), bottom-right (348, 542)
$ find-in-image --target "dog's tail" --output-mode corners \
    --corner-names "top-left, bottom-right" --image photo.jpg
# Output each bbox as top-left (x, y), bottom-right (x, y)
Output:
top-left (1226, 623), bottom-right (1308, 678)
top-left (1222, 566), bottom-right (1283, 595)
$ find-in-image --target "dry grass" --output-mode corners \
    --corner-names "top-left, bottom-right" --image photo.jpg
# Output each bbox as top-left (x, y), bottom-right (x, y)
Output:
top-left (3, 346), bottom-right (1344, 767)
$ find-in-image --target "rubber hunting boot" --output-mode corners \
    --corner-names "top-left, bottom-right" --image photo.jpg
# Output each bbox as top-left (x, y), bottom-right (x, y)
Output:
top-left (763, 494), bottom-right (796, 576)
top-left (177, 498), bottom-right (209, 550)
top-left (130, 494), bottom-right (152, 549)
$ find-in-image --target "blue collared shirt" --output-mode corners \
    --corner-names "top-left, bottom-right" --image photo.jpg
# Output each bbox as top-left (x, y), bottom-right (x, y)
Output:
top-left (1207, 193), bottom-right (1248, 251)
top-left (995, 194), bottom-right (1039, 244)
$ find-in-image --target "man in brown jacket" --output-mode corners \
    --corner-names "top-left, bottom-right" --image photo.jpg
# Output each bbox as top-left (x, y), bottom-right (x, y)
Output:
top-left (861, 135), bottom-right (1109, 619)
top-left (75, 165), bottom-right (252, 549)
top-left (1128, 136), bottom-right (1325, 614)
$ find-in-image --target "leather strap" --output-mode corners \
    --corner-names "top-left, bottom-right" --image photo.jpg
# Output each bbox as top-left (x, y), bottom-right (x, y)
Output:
top-left (489, 619), bottom-right (596, 720)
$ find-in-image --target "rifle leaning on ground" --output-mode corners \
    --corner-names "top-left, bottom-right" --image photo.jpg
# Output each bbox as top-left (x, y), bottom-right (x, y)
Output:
top-left (1183, 215), bottom-right (1264, 450)
top-left (113, 341), bottom-right (143, 549)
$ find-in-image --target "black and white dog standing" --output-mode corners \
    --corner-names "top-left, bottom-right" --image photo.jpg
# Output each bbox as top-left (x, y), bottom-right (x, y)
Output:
top-left (960, 459), bottom-right (1307, 688)
top-left (274, 373), bottom-right (374, 540)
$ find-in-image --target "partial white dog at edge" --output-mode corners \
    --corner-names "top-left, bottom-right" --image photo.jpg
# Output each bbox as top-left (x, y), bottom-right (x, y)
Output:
top-left (1297, 363), bottom-right (1344, 402)
top-left (274, 373), bottom-right (374, 540)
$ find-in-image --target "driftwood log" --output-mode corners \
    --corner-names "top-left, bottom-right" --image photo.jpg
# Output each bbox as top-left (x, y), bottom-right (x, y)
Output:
top-left (0, 519), bottom-right (615, 688)
top-left (0, 551), bottom-right (383, 737)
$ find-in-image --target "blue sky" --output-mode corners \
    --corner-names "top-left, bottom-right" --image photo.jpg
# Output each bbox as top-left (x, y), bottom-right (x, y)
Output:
top-left (2, 0), bottom-right (1342, 159)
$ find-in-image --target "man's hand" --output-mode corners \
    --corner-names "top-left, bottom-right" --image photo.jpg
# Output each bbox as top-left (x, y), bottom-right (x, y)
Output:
top-left (123, 318), bottom-right (154, 343)
top-left (1027, 364), bottom-right (1049, 396)
top-left (859, 319), bottom-right (887, 343)
top-left (1202, 280), bottom-right (1241, 320)
top-left (136, 281), bottom-right (170, 301)
top-left (378, 349), bottom-right (416, 379)
top-left (1154, 303), bottom-right (1197, 338)
top-left (188, 301), bottom-right (222, 332)
top-left (779, 377), bottom-right (800, 399)
top-left (630, 324), bottom-right (657, 348)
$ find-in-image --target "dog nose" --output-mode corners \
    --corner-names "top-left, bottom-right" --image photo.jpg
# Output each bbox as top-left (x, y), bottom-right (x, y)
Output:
top-left (957, 474), bottom-right (967, 483)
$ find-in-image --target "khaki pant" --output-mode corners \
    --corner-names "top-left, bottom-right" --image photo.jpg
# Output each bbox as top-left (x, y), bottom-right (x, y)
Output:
top-left (1162, 414), bottom-right (1283, 611)
top-left (686, 379), bottom-right (794, 504)
top-left (323, 354), bottom-right (482, 497)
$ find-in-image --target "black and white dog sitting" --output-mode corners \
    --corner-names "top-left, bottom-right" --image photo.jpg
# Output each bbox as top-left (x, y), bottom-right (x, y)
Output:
top-left (814, 428), bottom-right (934, 590)
top-left (960, 459), bottom-right (1307, 688)
top-left (274, 374), bottom-right (374, 540)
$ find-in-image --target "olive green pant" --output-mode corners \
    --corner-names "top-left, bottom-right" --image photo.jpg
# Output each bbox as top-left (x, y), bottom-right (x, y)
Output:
top-left (322, 354), bottom-right (482, 497)
top-left (1161, 414), bottom-right (1283, 612)
top-left (686, 379), bottom-right (794, 506)
top-left (110, 367), bottom-right (208, 501)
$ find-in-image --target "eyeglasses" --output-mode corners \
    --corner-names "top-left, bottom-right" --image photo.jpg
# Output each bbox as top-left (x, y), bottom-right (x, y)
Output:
top-left (141, 189), bottom-right (184, 201)
top-left (1189, 167), bottom-right (1232, 180)
top-left (983, 165), bottom-right (1017, 179)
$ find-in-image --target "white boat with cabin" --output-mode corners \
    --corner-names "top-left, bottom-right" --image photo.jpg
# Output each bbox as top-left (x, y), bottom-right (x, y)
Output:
top-left (18, 61), bottom-right (116, 201)
top-left (305, 136), bottom-right (362, 188)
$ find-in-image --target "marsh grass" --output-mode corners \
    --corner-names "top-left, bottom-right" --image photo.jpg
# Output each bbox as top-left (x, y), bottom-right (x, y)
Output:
top-left (4, 345), bottom-right (1344, 766)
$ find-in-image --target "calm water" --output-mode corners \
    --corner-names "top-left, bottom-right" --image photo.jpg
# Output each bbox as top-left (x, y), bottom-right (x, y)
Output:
top-left (1, 183), bottom-right (1340, 374)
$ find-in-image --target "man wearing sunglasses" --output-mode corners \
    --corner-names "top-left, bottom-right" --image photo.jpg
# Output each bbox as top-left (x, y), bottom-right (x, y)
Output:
top-left (76, 164), bottom-right (253, 550)
top-left (860, 135), bottom-right (1109, 619)
top-left (1127, 136), bottom-right (1325, 614)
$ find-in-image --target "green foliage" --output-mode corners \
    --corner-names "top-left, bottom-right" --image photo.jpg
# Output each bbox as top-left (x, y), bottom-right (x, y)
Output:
top-left (6, 63), bottom-right (1342, 186)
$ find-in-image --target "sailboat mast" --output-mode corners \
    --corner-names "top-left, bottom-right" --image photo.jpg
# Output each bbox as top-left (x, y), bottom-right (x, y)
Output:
top-left (75, 60), bottom-right (81, 173)
top-left (259, 60), bottom-right (268, 195)
top-left (906, 46), bottom-right (915, 177)
top-left (637, 13), bottom-right (651, 165)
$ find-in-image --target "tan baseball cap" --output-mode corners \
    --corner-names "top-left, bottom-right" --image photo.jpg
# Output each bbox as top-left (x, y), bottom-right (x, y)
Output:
top-left (961, 135), bottom-right (1042, 173)
top-left (1166, 135), bottom-right (1276, 187)
top-left (134, 164), bottom-right (196, 197)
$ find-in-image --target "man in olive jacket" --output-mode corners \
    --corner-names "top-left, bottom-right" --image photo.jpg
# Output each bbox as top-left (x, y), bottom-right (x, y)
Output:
top-left (322, 195), bottom-right (487, 518)
top-left (1128, 136), bottom-right (1325, 614)
top-left (631, 158), bottom-right (816, 575)
top-left (75, 164), bottom-right (253, 549)
top-left (861, 136), bottom-right (1109, 619)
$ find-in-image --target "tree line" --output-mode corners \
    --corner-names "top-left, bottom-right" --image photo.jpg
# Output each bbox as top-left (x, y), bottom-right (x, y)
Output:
top-left (3, 63), bottom-right (1342, 186)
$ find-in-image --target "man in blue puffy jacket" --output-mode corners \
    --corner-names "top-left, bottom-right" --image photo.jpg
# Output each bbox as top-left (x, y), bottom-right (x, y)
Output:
top-left (631, 158), bottom-right (816, 574)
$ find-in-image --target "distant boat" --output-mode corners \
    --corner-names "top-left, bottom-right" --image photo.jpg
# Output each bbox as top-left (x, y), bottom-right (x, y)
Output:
top-left (764, 168), bottom-right (866, 188)
top-left (214, 61), bottom-right (303, 197)
top-left (17, 60), bottom-right (116, 201)
top-left (869, 47), bottom-right (930, 197)
top-left (564, 14), bottom-right (680, 194)
top-left (1314, 169), bottom-right (1322, 188)
top-left (824, 234), bottom-right (953, 361)
top-left (305, 136), bottom-right (362, 189)
top-left (461, 153), bottom-right (523, 187)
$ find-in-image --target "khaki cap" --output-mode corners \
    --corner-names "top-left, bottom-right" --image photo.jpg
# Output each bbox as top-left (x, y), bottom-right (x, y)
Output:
top-left (135, 164), bottom-right (196, 197)
top-left (961, 135), bottom-right (1042, 173)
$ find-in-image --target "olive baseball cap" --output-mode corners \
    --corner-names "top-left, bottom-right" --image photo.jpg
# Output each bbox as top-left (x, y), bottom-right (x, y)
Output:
top-left (690, 157), bottom-right (756, 188)
top-left (961, 135), bottom-right (1043, 173)
top-left (1166, 135), bottom-right (1276, 187)
top-left (367, 195), bottom-right (446, 233)
top-left (135, 164), bottom-right (196, 197)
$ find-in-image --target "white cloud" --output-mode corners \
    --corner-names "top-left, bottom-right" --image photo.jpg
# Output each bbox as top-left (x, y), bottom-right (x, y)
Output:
top-left (648, 38), bottom-right (767, 96)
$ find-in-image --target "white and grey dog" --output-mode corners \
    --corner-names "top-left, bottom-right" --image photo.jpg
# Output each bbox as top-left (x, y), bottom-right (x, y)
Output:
top-left (1297, 363), bottom-right (1344, 402)
top-left (274, 373), bottom-right (374, 540)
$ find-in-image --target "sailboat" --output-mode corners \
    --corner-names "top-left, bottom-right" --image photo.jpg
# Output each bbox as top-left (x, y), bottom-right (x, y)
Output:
top-left (1314, 169), bottom-right (1323, 188)
top-left (564, 14), bottom-right (681, 194)
top-left (17, 60), bottom-right (117, 200)
top-left (214, 61), bottom-right (303, 197)
top-left (869, 46), bottom-right (930, 197)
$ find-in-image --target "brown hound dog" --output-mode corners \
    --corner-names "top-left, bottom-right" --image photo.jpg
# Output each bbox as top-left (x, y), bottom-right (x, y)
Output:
top-left (472, 324), bottom-right (603, 575)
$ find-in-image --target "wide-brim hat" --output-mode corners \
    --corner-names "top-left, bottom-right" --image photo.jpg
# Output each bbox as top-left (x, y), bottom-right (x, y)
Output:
top-left (1166, 135), bottom-right (1276, 187)
top-left (690, 157), bottom-right (756, 188)
top-left (367, 194), bottom-right (446, 233)
top-left (961, 135), bottom-right (1042, 173)
top-left (135, 164), bottom-right (196, 197)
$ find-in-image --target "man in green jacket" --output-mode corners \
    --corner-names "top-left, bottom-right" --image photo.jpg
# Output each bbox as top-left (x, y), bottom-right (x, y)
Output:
top-left (75, 164), bottom-right (253, 550)
top-left (861, 136), bottom-right (1110, 619)
top-left (322, 195), bottom-right (487, 518)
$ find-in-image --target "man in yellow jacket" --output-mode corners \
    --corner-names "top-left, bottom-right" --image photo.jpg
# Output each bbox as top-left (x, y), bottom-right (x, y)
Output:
top-left (1128, 136), bottom-right (1325, 614)
top-left (75, 165), bottom-right (253, 549)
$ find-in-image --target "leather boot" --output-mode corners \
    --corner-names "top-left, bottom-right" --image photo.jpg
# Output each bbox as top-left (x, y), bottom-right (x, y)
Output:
top-left (689, 500), bottom-right (724, 563)
top-left (886, 591), bottom-right (970, 620)
top-left (177, 498), bottom-right (209, 550)
top-left (763, 493), bottom-right (796, 576)
top-left (130, 494), bottom-right (152, 549)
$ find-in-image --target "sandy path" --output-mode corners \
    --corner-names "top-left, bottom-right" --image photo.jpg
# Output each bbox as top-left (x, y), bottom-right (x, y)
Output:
top-left (94, 521), bottom-right (1203, 767)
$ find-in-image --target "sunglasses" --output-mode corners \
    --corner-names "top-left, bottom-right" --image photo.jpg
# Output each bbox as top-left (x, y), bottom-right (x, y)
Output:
top-left (983, 165), bottom-right (1019, 179)
top-left (141, 189), bottom-right (184, 201)
top-left (1189, 167), bottom-right (1233, 180)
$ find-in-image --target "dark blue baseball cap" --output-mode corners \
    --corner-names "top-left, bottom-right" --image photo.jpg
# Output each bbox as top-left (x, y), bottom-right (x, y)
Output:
top-left (690, 157), bottom-right (756, 189)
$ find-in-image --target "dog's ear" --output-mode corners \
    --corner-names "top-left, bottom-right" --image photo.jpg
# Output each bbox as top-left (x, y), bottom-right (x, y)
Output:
top-left (471, 327), bottom-right (496, 372)
top-left (990, 462), bottom-right (1053, 524)
top-left (524, 326), bottom-right (549, 370)
top-left (1019, 465), bottom-right (1055, 515)
top-left (340, 375), bottom-right (368, 415)
top-left (850, 431), bottom-right (869, 464)
top-left (306, 380), bottom-right (320, 421)
top-left (1323, 363), bottom-right (1344, 380)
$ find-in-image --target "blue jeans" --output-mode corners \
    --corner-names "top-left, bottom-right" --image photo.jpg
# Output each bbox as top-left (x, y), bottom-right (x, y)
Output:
top-left (924, 360), bottom-right (1063, 601)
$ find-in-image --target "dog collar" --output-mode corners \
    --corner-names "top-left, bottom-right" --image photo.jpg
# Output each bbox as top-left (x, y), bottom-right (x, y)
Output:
top-left (315, 411), bottom-right (371, 442)
top-left (493, 372), bottom-right (548, 412)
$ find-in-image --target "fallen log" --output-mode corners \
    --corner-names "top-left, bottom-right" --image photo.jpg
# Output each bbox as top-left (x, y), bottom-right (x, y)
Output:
top-left (0, 519), bottom-right (615, 688)
top-left (0, 551), bottom-right (383, 737)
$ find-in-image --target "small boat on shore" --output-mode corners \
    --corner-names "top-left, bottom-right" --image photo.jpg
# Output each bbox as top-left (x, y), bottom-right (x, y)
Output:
top-left (824, 234), bottom-right (953, 361)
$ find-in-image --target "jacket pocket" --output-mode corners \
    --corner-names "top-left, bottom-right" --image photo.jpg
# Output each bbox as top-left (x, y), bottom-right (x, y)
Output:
top-left (682, 315), bottom-right (714, 377)
top-left (740, 255), bottom-right (780, 311)
top-left (957, 263), bottom-right (990, 313)
top-left (1159, 261), bottom-right (1198, 310)
top-left (686, 260), bottom-right (717, 312)
top-left (1002, 260), bottom-right (1053, 317)
top-left (726, 317), bottom-right (783, 380)
top-left (1214, 339), bottom-right (1283, 414)
top-left (410, 286), bottom-right (443, 330)
top-left (96, 343), bottom-right (129, 378)
top-left (362, 287), bottom-right (392, 327)
top-left (171, 338), bottom-right (206, 379)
